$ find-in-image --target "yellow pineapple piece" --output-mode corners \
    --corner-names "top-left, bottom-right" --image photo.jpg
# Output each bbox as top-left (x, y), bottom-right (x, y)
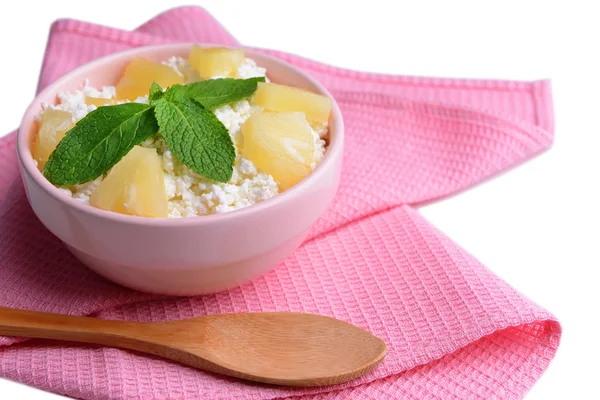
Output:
top-left (33, 109), bottom-right (73, 170)
top-left (116, 58), bottom-right (183, 100)
top-left (85, 96), bottom-right (117, 107)
top-left (188, 45), bottom-right (245, 78)
top-left (90, 146), bottom-right (168, 218)
top-left (254, 82), bottom-right (332, 124)
top-left (241, 111), bottom-right (315, 190)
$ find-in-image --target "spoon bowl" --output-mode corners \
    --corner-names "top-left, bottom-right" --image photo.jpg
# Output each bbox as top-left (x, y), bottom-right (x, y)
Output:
top-left (0, 307), bottom-right (386, 386)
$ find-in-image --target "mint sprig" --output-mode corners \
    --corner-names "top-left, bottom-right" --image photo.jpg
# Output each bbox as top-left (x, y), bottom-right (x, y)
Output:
top-left (154, 98), bottom-right (235, 182)
top-left (164, 77), bottom-right (265, 108)
top-left (44, 77), bottom-right (262, 185)
top-left (148, 82), bottom-right (164, 103)
top-left (44, 103), bottom-right (158, 185)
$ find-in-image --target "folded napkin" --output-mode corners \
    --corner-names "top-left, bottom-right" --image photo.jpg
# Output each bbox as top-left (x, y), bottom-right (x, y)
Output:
top-left (0, 6), bottom-right (560, 400)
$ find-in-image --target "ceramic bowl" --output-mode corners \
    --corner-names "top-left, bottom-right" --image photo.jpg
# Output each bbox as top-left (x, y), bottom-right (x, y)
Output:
top-left (17, 43), bottom-right (343, 295)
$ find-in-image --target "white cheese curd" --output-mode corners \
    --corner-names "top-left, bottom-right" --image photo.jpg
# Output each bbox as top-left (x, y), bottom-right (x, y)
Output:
top-left (162, 56), bottom-right (200, 83)
top-left (39, 57), bottom-right (328, 218)
top-left (43, 81), bottom-right (115, 121)
top-left (71, 177), bottom-right (103, 204)
top-left (236, 58), bottom-right (268, 79)
top-left (142, 134), bottom-right (279, 218)
top-left (213, 99), bottom-right (261, 150)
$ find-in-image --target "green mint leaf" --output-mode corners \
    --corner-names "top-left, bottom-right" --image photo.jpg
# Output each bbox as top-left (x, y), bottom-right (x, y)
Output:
top-left (164, 77), bottom-right (265, 109)
top-left (153, 98), bottom-right (235, 182)
top-left (44, 103), bottom-right (159, 185)
top-left (149, 82), bottom-right (163, 103)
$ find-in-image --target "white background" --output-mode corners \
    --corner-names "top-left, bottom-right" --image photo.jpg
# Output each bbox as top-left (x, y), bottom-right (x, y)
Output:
top-left (0, 1), bottom-right (598, 398)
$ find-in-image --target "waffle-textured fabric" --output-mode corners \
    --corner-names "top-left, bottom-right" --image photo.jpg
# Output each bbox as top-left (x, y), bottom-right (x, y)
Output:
top-left (0, 6), bottom-right (560, 400)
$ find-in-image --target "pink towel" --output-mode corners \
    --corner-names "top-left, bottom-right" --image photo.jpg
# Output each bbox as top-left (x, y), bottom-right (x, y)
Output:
top-left (0, 6), bottom-right (560, 400)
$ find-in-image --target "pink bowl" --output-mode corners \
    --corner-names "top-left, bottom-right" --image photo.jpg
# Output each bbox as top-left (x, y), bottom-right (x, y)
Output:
top-left (17, 43), bottom-right (343, 296)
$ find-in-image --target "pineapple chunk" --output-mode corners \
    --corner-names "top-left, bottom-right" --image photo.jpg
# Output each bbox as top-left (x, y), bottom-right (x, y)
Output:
top-left (85, 96), bottom-right (117, 107)
top-left (116, 58), bottom-right (183, 100)
top-left (90, 146), bottom-right (168, 218)
top-left (241, 111), bottom-right (315, 190)
top-left (254, 82), bottom-right (332, 124)
top-left (33, 109), bottom-right (73, 170)
top-left (188, 45), bottom-right (245, 78)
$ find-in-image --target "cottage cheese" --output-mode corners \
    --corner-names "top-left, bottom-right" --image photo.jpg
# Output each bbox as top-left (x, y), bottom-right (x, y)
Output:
top-left (43, 83), bottom-right (115, 122)
top-left (40, 57), bottom-right (328, 218)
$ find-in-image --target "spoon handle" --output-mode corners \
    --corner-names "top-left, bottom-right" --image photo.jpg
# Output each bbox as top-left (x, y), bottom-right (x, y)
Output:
top-left (0, 306), bottom-right (223, 377)
top-left (0, 306), bottom-right (142, 348)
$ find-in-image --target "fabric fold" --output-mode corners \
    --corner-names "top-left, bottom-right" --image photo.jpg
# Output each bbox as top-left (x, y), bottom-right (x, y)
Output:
top-left (0, 6), bottom-right (559, 399)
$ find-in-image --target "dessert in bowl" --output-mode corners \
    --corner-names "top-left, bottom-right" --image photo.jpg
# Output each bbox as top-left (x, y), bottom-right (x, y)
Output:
top-left (17, 43), bottom-right (343, 295)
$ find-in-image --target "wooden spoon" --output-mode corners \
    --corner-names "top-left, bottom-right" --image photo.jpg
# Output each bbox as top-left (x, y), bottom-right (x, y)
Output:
top-left (0, 307), bottom-right (386, 386)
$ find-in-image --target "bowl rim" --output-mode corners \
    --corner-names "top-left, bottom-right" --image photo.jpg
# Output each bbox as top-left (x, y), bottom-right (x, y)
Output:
top-left (17, 42), bottom-right (344, 227)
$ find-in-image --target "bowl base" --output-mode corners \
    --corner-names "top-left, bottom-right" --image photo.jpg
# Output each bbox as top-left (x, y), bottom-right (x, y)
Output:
top-left (65, 232), bottom-right (306, 296)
